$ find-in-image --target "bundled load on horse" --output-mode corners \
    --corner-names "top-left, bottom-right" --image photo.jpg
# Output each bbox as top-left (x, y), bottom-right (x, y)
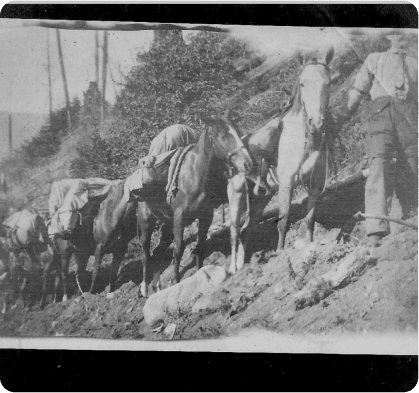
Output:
top-left (3, 209), bottom-right (45, 249)
top-left (47, 178), bottom-right (114, 238)
top-left (126, 148), bottom-right (186, 202)
top-left (146, 124), bottom-right (199, 157)
top-left (127, 124), bottom-right (200, 202)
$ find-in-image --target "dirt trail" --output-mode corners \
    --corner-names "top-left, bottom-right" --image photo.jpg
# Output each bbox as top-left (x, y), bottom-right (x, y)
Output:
top-left (1, 209), bottom-right (417, 341)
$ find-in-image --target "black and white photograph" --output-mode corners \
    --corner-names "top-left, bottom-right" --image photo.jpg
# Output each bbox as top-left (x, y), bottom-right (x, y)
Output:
top-left (0, 5), bottom-right (417, 368)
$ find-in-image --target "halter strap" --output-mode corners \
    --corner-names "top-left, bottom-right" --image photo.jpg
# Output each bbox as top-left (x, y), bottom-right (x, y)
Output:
top-left (299, 61), bottom-right (331, 134)
top-left (226, 145), bottom-right (246, 162)
top-left (302, 61), bottom-right (330, 73)
top-left (209, 127), bottom-right (248, 167)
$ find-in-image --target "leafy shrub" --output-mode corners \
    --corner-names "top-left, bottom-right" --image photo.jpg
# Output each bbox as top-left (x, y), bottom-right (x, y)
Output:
top-left (71, 32), bottom-right (247, 179)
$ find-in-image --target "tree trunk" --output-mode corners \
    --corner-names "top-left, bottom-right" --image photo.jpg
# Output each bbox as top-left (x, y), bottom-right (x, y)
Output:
top-left (56, 29), bottom-right (71, 130)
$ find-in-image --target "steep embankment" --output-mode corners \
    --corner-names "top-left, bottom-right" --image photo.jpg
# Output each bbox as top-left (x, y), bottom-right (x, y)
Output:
top-left (1, 212), bottom-right (416, 340)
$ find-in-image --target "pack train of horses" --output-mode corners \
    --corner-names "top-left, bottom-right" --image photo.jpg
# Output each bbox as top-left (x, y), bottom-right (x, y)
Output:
top-left (0, 48), bottom-right (341, 312)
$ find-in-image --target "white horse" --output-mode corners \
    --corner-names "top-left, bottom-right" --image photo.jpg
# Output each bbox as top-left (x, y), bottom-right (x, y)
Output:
top-left (276, 47), bottom-right (335, 249)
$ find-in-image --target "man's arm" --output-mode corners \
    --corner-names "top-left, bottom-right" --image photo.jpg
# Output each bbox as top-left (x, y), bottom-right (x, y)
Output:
top-left (347, 58), bottom-right (374, 113)
top-left (335, 55), bottom-right (375, 130)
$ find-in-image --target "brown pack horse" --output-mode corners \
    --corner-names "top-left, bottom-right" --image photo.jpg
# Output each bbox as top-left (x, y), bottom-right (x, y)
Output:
top-left (276, 47), bottom-right (335, 249)
top-left (42, 181), bottom-right (137, 306)
top-left (136, 115), bottom-right (253, 297)
top-left (5, 211), bottom-right (48, 308)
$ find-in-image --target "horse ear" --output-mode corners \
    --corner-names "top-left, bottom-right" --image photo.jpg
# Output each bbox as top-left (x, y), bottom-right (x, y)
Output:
top-left (296, 51), bottom-right (305, 66)
top-left (323, 46), bottom-right (334, 65)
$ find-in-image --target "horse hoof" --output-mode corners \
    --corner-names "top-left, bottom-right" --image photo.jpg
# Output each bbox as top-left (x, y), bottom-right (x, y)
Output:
top-left (140, 282), bottom-right (148, 298)
top-left (62, 295), bottom-right (68, 302)
top-left (228, 266), bottom-right (237, 275)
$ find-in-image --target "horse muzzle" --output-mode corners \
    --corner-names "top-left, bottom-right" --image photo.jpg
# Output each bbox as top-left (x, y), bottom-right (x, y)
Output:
top-left (308, 114), bottom-right (326, 133)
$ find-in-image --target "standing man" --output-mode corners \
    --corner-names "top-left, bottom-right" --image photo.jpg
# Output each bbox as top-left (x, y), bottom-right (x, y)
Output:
top-left (341, 32), bottom-right (418, 247)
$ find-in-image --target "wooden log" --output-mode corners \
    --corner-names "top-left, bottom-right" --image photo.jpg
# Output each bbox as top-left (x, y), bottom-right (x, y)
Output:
top-left (208, 170), bottom-right (367, 240)
top-left (293, 248), bottom-right (372, 310)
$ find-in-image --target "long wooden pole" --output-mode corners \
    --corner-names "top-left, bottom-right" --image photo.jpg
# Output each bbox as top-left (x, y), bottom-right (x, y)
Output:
top-left (47, 29), bottom-right (52, 120)
top-left (56, 29), bottom-right (72, 129)
top-left (95, 31), bottom-right (99, 88)
top-left (100, 30), bottom-right (108, 130)
top-left (8, 115), bottom-right (12, 157)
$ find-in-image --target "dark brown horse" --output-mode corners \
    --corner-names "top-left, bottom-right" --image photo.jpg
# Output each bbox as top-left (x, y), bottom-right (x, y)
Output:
top-left (136, 115), bottom-right (253, 296)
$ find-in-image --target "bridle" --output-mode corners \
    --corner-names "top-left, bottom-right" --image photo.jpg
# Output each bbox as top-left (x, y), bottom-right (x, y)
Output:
top-left (209, 124), bottom-right (249, 171)
top-left (299, 61), bottom-right (331, 135)
top-left (298, 61), bottom-right (336, 197)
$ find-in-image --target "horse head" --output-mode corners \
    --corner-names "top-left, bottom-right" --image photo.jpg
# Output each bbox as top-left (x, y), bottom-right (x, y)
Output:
top-left (203, 113), bottom-right (253, 175)
top-left (296, 46), bottom-right (334, 133)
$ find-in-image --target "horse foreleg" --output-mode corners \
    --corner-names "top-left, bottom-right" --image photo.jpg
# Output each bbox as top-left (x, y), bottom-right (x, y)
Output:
top-left (172, 212), bottom-right (185, 285)
top-left (138, 217), bottom-right (155, 298)
top-left (154, 223), bottom-right (174, 257)
top-left (196, 213), bottom-right (213, 271)
top-left (240, 194), bottom-right (271, 269)
top-left (227, 174), bottom-right (246, 275)
top-left (74, 251), bottom-right (89, 294)
top-left (60, 245), bottom-right (72, 302)
top-left (304, 153), bottom-right (326, 243)
top-left (110, 244), bottom-right (127, 293)
top-left (89, 245), bottom-right (103, 294)
top-left (277, 182), bottom-right (293, 250)
top-left (53, 275), bottom-right (60, 303)
top-left (305, 194), bottom-right (317, 243)
top-left (40, 258), bottom-right (52, 307)
top-left (10, 255), bottom-right (22, 309)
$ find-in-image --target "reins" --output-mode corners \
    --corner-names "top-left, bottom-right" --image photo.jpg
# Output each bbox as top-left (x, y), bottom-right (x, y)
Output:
top-left (297, 61), bottom-right (337, 197)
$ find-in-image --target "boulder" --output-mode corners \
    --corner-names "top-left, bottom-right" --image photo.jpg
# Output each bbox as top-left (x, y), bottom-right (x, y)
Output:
top-left (143, 265), bottom-right (227, 326)
top-left (192, 293), bottom-right (225, 313)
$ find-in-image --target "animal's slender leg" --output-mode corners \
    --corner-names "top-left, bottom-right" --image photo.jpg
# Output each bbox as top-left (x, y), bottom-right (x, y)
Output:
top-left (74, 251), bottom-right (89, 294)
top-left (239, 194), bottom-right (271, 270)
top-left (172, 210), bottom-right (185, 285)
top-left (40, 258), bottom-right (52, 307)
top-left (60, 244), bottom-right (72, 302)
top-left (138, 214), bottom-right (155, 298)
top-left (110, 245), bottom-right (127, 292)
top-left (153, 223), bottom-right (173, 257)
top-left (305, 153), bottom-right (326, 243)
top-left (10, 253), bottom-right (21, 309)
top-left (149, 222), bottom-right (173, 293)
top-left (53, 275), bottom-right (60, 303)
top-left (227, 176), bottom-right (244, 274)
top-left (305, 193), bottom-right (317, 243)
top-left (277, 181), bottom-right (293, 250)
top-left (19, 275), bottom-right (27, 308)
top-left (195, 212), bottom-right (213, 271)
top-left (89, 245), bottom-right (103, 294)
